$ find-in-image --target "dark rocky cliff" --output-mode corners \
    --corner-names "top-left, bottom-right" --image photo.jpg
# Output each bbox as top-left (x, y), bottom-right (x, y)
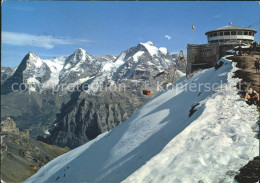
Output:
top-left (45, 89), bottom-right (149, 149)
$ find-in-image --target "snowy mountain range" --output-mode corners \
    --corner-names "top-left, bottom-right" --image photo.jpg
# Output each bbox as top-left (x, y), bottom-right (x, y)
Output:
top-left (1, 41), bottom-right (184, 143)
top-left (1, 50), bottom-right (114, 94)
top-left (2, 41), bottom-right (181, 95)
top-left (24, 57), bottom-right (259, 183)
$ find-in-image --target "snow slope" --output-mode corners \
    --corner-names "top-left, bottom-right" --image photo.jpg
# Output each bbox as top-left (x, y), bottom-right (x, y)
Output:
top-left (24, 57), bottom-right (259, 183)
top-left (140, 41), bottom-right (169, 56)
top-left (159, 47), bottom-right (168, 55)
top-left (140, 41), bottom-right (159, 56)
top-left (124, 60), bottom-right (259, 183)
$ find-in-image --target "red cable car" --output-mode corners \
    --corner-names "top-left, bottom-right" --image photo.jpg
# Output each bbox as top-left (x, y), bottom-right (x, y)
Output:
top-left (143, 90), bottom-right (151, 95)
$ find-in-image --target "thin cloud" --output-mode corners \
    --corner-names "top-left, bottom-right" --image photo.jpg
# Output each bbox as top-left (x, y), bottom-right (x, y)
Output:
top-left (2, 31), bottom-right (90, 49)
top-left (165, 35), bottom-right (172, 40)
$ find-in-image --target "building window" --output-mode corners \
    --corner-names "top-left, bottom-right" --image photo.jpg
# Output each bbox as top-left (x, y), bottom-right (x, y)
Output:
top-left (213, 32), bottom-right (217, 37)
top-left (231, 31), bottom-right (236, 35)
top-left (210, 33), bottom-right (213, 37)
top-left (249, 32), bottom-right (252, 36)
top-left (237, 31), bottom-right (243, 35)
top-left (244, 31), bottom-right (248, 35)
top-left (219, 32), bottom-right (224, 36)
top-left (224, 31), bottom-right (230, 35)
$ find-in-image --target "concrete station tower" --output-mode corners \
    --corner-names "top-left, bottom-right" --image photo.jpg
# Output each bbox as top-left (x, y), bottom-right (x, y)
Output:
top-left (187, 23), bottom-right (257, 71)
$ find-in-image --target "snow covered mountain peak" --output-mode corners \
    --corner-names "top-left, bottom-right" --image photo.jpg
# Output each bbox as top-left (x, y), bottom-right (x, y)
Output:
top-left (77, 47), bottom-right (85, 51)
top-left (139, 41), bottom-right (169, 56)
top-left (140, 41), bottom-right (159, 56)
top-left (75, 48), bottom-right (87, 55)
top-left (143, 41), bottom-right (154, 45)
top-left (108, 41), bottom-right (181, 81)
top-left (73, 48), bottom-right (87, 60)
top-left (26, 52), bottom-right (43, 68)
top-left (28, 52), bottom-right (38, 58)
top-left (62, 48), bottom-right (88, 70)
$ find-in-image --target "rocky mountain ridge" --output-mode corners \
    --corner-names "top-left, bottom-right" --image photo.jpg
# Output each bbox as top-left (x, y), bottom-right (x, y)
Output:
top-left (1, 117), bottom-right (69, 182)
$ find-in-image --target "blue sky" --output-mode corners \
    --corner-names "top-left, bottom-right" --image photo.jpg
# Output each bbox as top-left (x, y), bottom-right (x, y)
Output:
top-left (2, 1), bottom-right (260, 67)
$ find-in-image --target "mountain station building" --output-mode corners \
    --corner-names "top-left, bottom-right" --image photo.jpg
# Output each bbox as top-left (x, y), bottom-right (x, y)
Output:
top-left (187, 22), bottom-right (257, 71)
